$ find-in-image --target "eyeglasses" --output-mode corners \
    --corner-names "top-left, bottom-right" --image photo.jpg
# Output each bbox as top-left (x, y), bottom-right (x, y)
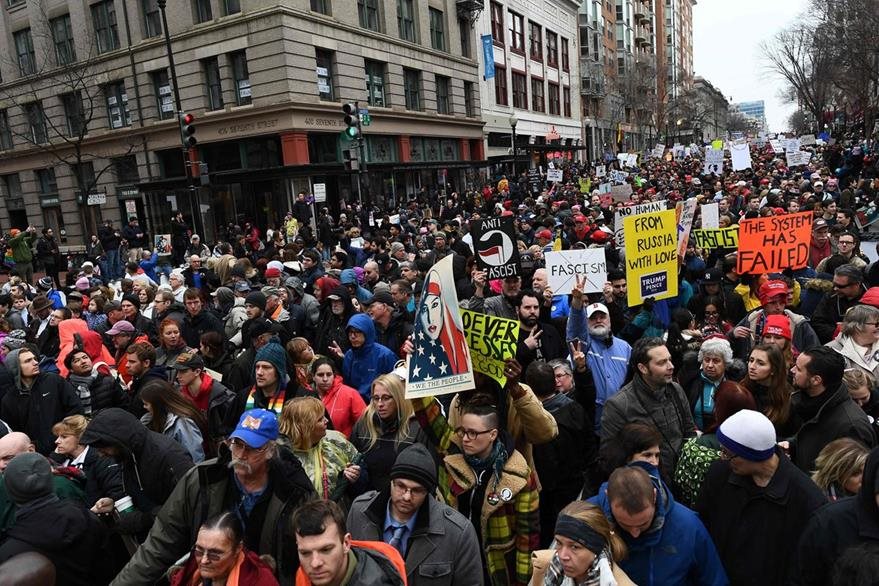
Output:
top-left (391, 479), bottom-right (428, 497)
top-left (371, 395), bottom-right (394, 404)
top-left (454, 427), bottom-right (495, 440)
top-left (704, 310), bottom-right (719, 316)
top-left (838, 241), bottom-right (855, 246)
top-left (554, 372), bottom-right (572, 379)
top-left (192, 546), bottom-right (232, 563)
top-left (832, 282), bottom-right (855, 289)
top-left (718, 448), bottom-right (740, 461)
top-left (225, 438), bottom-right (270, 455)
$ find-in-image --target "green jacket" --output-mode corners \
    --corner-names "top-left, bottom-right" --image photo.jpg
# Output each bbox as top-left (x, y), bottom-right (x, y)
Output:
top-left (0, 472), bottom-right (85, 531)
top-left (7, 232), bottom-right (35, 263)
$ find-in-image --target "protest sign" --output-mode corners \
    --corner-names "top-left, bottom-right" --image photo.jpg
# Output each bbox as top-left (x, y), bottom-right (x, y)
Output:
top-left (691, 227), bottom-right (739, 250)
top-left (460, 309), bottom-right (519, 387)
top-left (701, 203), bottom-right (719, 229)
top-left (595, 165), bottom-right (607, 178)
top-left (547, 169), bottom-right (563, 182)
top-left (626, 153), bottom-right (638, 167)
top-left (673, 145), bottom-right (686, 160)
top-left (610, 184), bottom-right (633, 201)
top-left (677, 198), bottom-right (698, 258)
top-left (785, 138), bottom-right (801, 153)
top-left (652, 144), bottom-right (665, 158)
top-left (769, 139), bottom-right (785, 153)
top-left (610, 170), bottom-right (628, 184)
top-left (736, 211), bottom-right (812, 274)
top-left (703, 148), bottom-right (723, 175)
top-left (730, 142), bottom-right (752, 171)
top-left (471, 216), bottom-right (521, 279)
top-left (614, 199), bottom-right (667, 247)
top-left (545, 249), bottom-right (608, 295)
top-left (598, 182), bottom-right (612, 194)
top-left (406, 255), bottom-right (474, 398)
top-left (624, 209), bottom-right (678, 306)
top-left (786, 151), bottom-right (811, 167)
top-left (800, 134), bottom-right (816, 146)
top-left (711, 139), bottom-right (724, 150)
top-left (154, 234), bottom-right (172, 254)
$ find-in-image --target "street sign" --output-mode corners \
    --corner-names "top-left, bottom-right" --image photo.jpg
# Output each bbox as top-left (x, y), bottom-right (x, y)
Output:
top-left (359, 108), bottom-right (371, 126)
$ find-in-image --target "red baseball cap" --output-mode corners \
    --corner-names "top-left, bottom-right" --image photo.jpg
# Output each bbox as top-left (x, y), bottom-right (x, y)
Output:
top-left (763, 314), bottom-right (792, 340)
top-left (536, 229), bottom-right (553, 240)
top-left (758, 280), bottom-right (789, 305)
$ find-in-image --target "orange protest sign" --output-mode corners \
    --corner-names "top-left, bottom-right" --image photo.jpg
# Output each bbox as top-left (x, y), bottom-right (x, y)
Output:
top-left (736, 211), bottom-right (813, 274)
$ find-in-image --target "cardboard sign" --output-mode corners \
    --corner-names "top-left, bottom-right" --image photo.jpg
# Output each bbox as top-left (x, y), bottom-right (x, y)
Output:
top-left (406, 255), bottom-right (474, 397)
top-left (730, 142), bottom-right (752, 171)
top-left (547, 169), bottom-right (563, 182)
top-left (677, 198), bottom-right (698, 258)
top-left (544, 248), bottom-right (608, 295)
top-left (471, 216), bottom-right (521, 279)
top-left (615, 200), bottom-right (667, 247)
top-left (610, 184), bottom-right (633, 201)
top-left (703, 148), bottom-right (723, 175)
top-left (736, 211), bottom-right (812, 274)
top-left (624, 209), bottom-right (678, 306)
top-left (701, 203), bottom-right (719, 229)
top-left (598, 182), bottom-right (612, 194)
top-left (786, 151), bottom-right (811, 167)
top-left (691, 227), bottom-right (739, 250)
top-left (460, 309), bottom-right (519, 387)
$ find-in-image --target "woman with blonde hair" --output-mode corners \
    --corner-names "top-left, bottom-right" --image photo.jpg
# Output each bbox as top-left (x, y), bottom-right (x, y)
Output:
top-left (530, 500), bottom-right (634, 586)
top-left (811, 437), bottom-right (870, 501)
top-left (50, 415), bottom-right (124, 507)
top-left (277, 396), bottom-right (365, 504)
top-left (350, 373), bottom-right (431, 491)
top-left (827, 304), bottom-right (879, 379)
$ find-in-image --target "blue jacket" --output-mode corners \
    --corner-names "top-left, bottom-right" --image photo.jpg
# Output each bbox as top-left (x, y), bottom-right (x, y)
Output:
top-left (340, 269), bottom-right (372, 304)
top-left (139, 252), bottom-right (159, 284)
top-left (589, 461), bottom-right (727, 586)
top-left (46, 289), bottom-right (64, 310)
top-left (566, 304), bottom-right (631, 432)
top-left (342, 314), bottom-right (398, 402)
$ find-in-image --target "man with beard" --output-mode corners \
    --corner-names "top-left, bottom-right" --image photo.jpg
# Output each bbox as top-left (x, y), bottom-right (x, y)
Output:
top-left (467, 272), bottom-right (521, 320)
top-left (514, 290), bottom-right (566, 372)
top-left (566, 275), bottom-right (632, 432)
top-left (106, 409), bottom-right (314, 586)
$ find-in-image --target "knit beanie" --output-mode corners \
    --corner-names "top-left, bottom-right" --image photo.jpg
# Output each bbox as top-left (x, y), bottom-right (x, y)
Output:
top-left (245, 291), bottom-right (267, 311)
top-left (213, 287), bottom-right (234, 308)
top-left (717, 409), bottom-right (777, 462)
top-left (122, 293), bottom-right (141, 310)
top-left (2, 330), bottom-right (27, 351)
top-left (390, 444), bottom-right (438, 494)
top-left (254, 341), bottom-right (288, 381)
top-left (4, 453), bottom-right (53, 504)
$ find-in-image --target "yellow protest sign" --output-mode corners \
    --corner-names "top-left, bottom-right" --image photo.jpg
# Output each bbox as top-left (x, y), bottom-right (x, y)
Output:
top-left (460, 309), bottom-right (520, 386)
top-left (711, 139), bottom-right (724, 150)
top-left (691, 227), bottom-right (739, 250)
top-left (624, 209), bottom-right (679, 306)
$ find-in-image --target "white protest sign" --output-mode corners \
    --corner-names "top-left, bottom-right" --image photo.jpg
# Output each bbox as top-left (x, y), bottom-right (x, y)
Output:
top-left (769, 139), bottom-right (784, 154)
top-left (610, 170), bottom-right (628, 184)
top-left (652, 144), bottom-right (665, 158)
top-left (313, 183), bottom-right (327, 203)
top-left (730, 142), bottom-right (752, 171)
top-left (673, 145), bottom-right (686, 159)
top-left (786, 150), bottom-right (811, 167)
top-left (610, 184), bottom-right (633, 201)
top-left (703, 148), bottom-right (723, 175)
top-left (617, 153), bottom-right (628, 166)
top-left (545, 249), bottom-right (608, 295)
top-left (701, 203), bottom-right (720, 229)
top-left (677, 198), bottom-right (699, 258)
top-left (595, 165), bottom-right (607, 178)
top-left (785, 138), bottom-right (801, 153)
top-left (626, 153), bottom-right (638, 167)
top-left (614, 200), bottom-right (667, 247)
top-left (799, 134), bottom-right (816, 146)
top-left (547, 169), bottom-right (563, 182)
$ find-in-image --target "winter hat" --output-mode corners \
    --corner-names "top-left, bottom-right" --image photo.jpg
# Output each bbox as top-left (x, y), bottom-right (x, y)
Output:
top-left (122, 293), bottom-right (141, 310)
top-left (717, 409), bottom-right (777, 462)
top-left (37, 277), bottom-right (53, 291)
top-left (390, 242), bottom-right (406, 255)
top-left (536, 229), bottom-right (553, 240)
top-left (244, 291), bottom-right (267, 311)
top-left (30, 295), bottom-right (53, 313)
top-left (75, 277), bottom-right (91, 291)
top-left (4, 453), bottom-right (53, 504)
top-left (211, 287), bottom-right (234, 307)
top-left (2, 330), bottom-right (27, 351)
top-left (254, 341), bottom-right (288, 381)
top-left (264, 267), bottom-right (282, 279)
top-left (763, 314), bottom-right (792, 340)
top-left (267, 260), bottom-right (285, 274)
top-left (390, 444), bottom-right (438, 494)
top-left (284, 277), bottom-right (305, 297)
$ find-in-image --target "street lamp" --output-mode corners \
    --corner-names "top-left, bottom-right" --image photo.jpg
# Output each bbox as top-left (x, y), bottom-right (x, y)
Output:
top-left (509, 114), bottom-right (518, 178)
top-left (676, 118), bottom-right (683, 144)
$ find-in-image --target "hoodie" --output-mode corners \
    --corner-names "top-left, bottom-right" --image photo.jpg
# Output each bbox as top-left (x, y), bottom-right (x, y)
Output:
top-left (342, 314), bottom-right (398, 402)
top-left (589, 461), bottom-right (727, 586)
top-left (340, 269), bottom-right (372, 303)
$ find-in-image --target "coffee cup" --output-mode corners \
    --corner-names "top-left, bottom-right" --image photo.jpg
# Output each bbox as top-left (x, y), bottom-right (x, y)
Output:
top-left (114, 495), bottom-right (135, 515)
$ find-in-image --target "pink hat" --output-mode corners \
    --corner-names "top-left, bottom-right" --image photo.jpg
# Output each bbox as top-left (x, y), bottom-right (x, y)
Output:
top-left (75, 277), bottom-right (90, 291)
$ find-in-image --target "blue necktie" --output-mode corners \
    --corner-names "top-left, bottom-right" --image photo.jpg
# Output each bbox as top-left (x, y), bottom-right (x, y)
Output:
top-left (388, 525), bottom-right (407, 554)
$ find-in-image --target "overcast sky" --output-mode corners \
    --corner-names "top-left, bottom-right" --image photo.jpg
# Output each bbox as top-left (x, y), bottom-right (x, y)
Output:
top-left (692, 0), bottom-right (809, 133)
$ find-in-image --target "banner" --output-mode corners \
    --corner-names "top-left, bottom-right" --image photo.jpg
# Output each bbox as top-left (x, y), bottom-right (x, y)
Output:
top-left (406, 255), bottom-right (474, 397)
top-left (676, 198), bottom-right (698, 258)
top-left (614, 199), bottom-right (667, 247)
top-left (472, 216), bottom-right (520, 279)
top-left (730, 142), bottom-right (752, 171)
top-left (544, 249), bottom-right (608, 295)
top-left (481, 35), bottom-right (495, 79)
top-left (547, 169), bottom-right (563, 182)
top-left (691, 227), bottom-right (739, 250)
top-left (701, 203), bottom-right (719, 229)
top-left (624, 209), bottom-right (678, 306)
top-left (736, 211), bottom-right (812, 274)
top-left (703, 148), bottom-right (723, 175)
top-left (460, 309), bottom-right (519, 387)
top-left (769, 139), bottom-right (784, 154)
top-left (786, 151), bottom-right (811, 167)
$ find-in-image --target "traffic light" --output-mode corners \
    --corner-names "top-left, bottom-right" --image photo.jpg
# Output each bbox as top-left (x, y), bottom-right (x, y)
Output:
top-left (342, 103), bottom-right (360, 140)
top-left (180, 113), bottom-right (197, 148)
top-left (342, 147), bottom-right (360, 171)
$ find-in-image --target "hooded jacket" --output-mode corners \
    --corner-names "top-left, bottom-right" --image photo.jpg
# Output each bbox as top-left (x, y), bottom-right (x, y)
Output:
top-left (340, 269), bottom-right (372, 303)
top-left (314, 286), bottom-right (355, 359)
top-left (295, 541), bottom-right (406, 586)
top-left (342, 314), bottom-right (398, 402)
top-left (590, 461), bottom-right (727, 586)
top-left (794, 447), bottom-right (879, 586)
top-left (320, 374), bottom-right (366, 438)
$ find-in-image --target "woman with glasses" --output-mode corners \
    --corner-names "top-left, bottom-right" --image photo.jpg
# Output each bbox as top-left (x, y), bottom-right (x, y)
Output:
top-left (277, 397), bottom-right (366, 505)
top-left (170, 511), bottom-right (278, 586)
top-left (140, 379), bottom-right (212, 463)
top-left (826, 304), bottom-right (879, 379)
top-left (309, 357), bottom-right (365, 438)
top-left (695, 295), bottom-right (732, 338)
top-left (350, 373), bottom-right (431, 492)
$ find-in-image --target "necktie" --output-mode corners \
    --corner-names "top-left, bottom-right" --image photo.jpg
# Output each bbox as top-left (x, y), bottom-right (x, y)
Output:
top-left (388, 525), bottom-right (407, 554)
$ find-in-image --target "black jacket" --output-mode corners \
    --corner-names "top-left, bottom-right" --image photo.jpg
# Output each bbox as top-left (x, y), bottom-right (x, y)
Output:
top-left (350, 416), bottom-right (433, 493)
top-left (67, 371), bottom-right (129, 416)
top-left (182, 309), bottom-right (225, 348)
top-left (374, 311), bottom-right (413, 357)
top-left (125, 366), bottom-right (168, 418)
top-left (49, 445), bottom-right (125, 507)
top-left (811, 292), bottom-right (863, 344)
top-left (514, 321), bottom-right (567, 371)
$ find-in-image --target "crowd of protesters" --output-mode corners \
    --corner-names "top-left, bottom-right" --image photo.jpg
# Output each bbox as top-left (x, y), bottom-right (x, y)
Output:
top-left (1, 136), bottom-right (879, 585)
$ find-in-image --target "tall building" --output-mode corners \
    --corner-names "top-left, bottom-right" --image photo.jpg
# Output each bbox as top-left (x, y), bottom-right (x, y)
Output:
top-left (693, 77), bottom-right (729, 142)
top-left (477, 0), bottom-right (583, 173)
top-left (732, 100), bottom-right (767, 132)
top-left (0, 0), bottom-right (485, 247)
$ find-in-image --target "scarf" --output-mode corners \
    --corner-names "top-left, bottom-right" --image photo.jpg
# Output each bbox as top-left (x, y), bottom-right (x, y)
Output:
top-left (796, 386), bottom-right (838, 423)
top-left (68, 372), bottom-right (98, 416)
top-left (465, 439), bottom-right (508, 493)
top-left (187, 550), bottom-right (245, 586)
top-left (841, 335), bottom-right (879, 372)
top-left (543, 549), bottom-right (616, 586)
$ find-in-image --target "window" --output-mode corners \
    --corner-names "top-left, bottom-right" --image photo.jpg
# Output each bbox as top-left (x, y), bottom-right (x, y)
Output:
top-left (35, 169), bottom-right (58, 196)
top-left (512, 72), bottom-right (527, 109)
top-left (51, 15), bottom-right (76, 66)
top-left (464, 81), bottom-right (475, 117)
top-left (561, 37), bottom-right (570, 71)
top-left (531, 77), bottom-right (544, 112)
top-left (563, 86), bottom-right (571, 117)
top-left (494, 65), bottom-right (508, 106)
top-left (315, 49), bottom-right (334, 101)
top-left (459, 17), bottom-right (471, 58)
top-left (24, 102), bottom-right (47, 144)
top-left (92, 0), bottom-right (119, 53)
top-left (429, 8), bottom-right (445, 51)
top-left (509, 11), bottom-right (524, 52)
top-left (152, 70), bottom-right (175, 120)
top-left (142, 0), bottom-right (161, 38)
top-left (113, 155), bottom-right (140, 184)
top-left (62, 92), bottom-right (85, 136)
top-left (529, 21), bottom-right (542, 62)
top-left (194, 0), bottom-right (212, 22)
top-left (546, 31), bottom-right (558, 68)
top-left (358, 0), bottom-right (379, 31)
top-left (548, 82), bottom-right (560, 115)
top-left (230, 51), bottom-right (251, 106)
top-left (0, 111), bottom-right (12, 150)
top-left (365, 60), bottom-right (386, 107)
top-left (397, 0), bottom-right (415, 42)
top-left (224, 0), bottom-right (240, 15)
top-left (14, 29), bottom-right (36, 76)
top-left (403, 68), bottom-right (421, 111)
top-left (2, 175), bottom-right (22, 199)
top-left (203, 57), bottom-right (223, 110)
top-left (104, 81), bottom-right (131, 129)
top-left (435, 75), bottom-right (450, 114)
top-left (310, 0), bottom-right (330, 14)
top-left (490, 2), bottom-right (504, 45)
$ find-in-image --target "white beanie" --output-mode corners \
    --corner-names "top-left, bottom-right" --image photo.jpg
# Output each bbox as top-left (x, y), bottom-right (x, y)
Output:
top-left (716, 409), bottom-right (776, 461)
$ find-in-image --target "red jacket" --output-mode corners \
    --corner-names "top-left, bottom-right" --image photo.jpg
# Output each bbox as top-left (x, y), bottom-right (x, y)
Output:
top-left (170, 548), bottom-right (278, 586)
top-left (320, 375), bottom-right (366, 438)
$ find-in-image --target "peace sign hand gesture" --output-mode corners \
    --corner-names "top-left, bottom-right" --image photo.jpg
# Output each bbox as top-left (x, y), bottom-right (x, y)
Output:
top-left (571, 275), bottom-right (586, 309)
top-left (570, 339), bottom-right (587, 372)
top-left (524, 327), bottom-right (543, 350)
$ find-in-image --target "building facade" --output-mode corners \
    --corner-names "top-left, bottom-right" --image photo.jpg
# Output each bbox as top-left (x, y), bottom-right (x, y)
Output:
top-left (732, 100), bottom-right (767, 133)
top-left (0, 0), bottom-right (485, 248)
top-left (692, 76), bottom-right (729, 142)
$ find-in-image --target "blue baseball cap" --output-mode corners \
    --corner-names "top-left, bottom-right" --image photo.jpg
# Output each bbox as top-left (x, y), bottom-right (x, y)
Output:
top-left (229, 409), bottom-right (279, 448)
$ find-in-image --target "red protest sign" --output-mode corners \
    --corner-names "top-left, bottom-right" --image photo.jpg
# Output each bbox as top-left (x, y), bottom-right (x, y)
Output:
top-left (736, 211), bottom-right (812, 274)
